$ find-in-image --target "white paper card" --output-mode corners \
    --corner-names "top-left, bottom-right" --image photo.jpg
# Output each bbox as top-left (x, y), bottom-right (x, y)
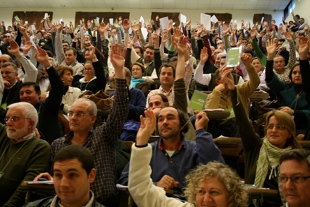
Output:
top-left (159, 17), bottom-right (169, 30)
top-left (139, 16), bottom-right (144, 24)
top-left (200, 13), bottom-right (211, 30)
top-left (44, 13), bottom-right (49, 19)
top-left (141, 27), bottom-right (148, 39)
top-left (109, 18), bottom-right (114, 25)
top-left (180, 14), bottom-right (187, 24)
top-left (211, 15), bottom-right (218, 23)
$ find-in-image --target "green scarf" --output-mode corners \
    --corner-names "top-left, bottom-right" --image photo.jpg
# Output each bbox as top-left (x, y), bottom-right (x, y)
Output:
top-left (254, 138), bottom-right (292, 205)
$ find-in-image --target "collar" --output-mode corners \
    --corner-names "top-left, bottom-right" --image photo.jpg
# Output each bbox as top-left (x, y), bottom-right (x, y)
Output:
top-left (5, 80), bottom-right (18, 89)
top-left (11, 132), bottom-right (35, 144)
top-left (158, 137), bottom-right (184, 152)
top-left (79, 76), bottom-right (97, 83)
top-left (158, 85), bottom-right (174, 94)
top-left (51, 191), bottom-right (95, 207)
top-left (64, 130), bottom-right (94, 148)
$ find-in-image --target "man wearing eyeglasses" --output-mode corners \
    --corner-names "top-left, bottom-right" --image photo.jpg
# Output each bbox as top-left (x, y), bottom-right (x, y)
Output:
top-left (0, 102), bottom-right (51, 207)
top-left (35, 44), bottom-right (129, 207)
top-left (279, 149), bottom-right (310, 207)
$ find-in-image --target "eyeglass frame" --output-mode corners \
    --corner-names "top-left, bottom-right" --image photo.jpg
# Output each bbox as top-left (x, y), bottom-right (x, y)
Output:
top-left (266, 124), bottom-right (286, 130)
top-left (278, 175), bottom-right (310, 185)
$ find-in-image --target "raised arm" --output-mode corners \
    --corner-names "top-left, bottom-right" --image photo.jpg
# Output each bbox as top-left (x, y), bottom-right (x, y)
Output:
top-left (55, 23), bottom-right (65, 64)
top-left (7, 40), bottom-right (38, 82)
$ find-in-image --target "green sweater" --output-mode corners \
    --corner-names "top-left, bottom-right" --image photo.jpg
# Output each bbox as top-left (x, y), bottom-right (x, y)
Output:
top-left (0, 124), bottom-right (51, 207)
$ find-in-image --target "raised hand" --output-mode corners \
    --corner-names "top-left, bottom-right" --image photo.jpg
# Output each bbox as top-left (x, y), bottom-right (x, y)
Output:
top-left (23, 41), bottom-right (33, 54)
top-left (131, 23), bottom-right (140, 32)
top-left (283, 31), bottom-right (293, 42)
top-left (176, 36), bottom-right (187, 55)
top-left (266, 39), bottom-right (277, 60)
top-left (136, 109), bottom-right (156, 146)
top-left (298, 36), bottom-right (309, 60)
top-left (123, 19), bottom-right (130, 31)
top-left (7, 40), bottom-right (21, 57)
top-left (56, 23), bottom-right (64, 33)
top-left (110, 44), bottom-right (125, 78)
top-left (99, 22), bottom-right (109, 34)
top-left (250, 28), bottom-right (258, 38)
top-left (222, 24), bottom-right (229, 35)
top-left (35, 45), bottom-right (50, 68)
top-left (220, 66), bottom-right (234, 90)
top-left (240, 53), bottom-right (252, 68)
top-left (88, 45), bottom-right (97, 61)
top-left (200, 47), bottom-right (209, 64)
top-left (195, 111), bottom-right (209, 130)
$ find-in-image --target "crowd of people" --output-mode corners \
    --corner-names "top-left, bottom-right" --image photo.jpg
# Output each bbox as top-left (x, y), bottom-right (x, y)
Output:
top-left (0, 10), bottom-right (309, 207)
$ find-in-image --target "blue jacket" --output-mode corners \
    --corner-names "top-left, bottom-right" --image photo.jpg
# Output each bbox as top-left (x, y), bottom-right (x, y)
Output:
top-left (118, 129), bottom-right (224, 194)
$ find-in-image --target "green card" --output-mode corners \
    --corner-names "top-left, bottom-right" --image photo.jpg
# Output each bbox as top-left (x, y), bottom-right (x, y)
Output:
top-left (226, 107), bottom-right (235, 119)
top-left (189, 90), bottom-right (208, 110)
top-left (14, 16), bottom-right (20, 22)
top-left (227, 47), bottom-right (241, 67)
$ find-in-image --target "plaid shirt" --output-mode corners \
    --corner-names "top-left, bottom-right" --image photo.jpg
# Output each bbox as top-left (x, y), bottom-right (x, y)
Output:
top-left (51, 79), bottom-right (129, 206)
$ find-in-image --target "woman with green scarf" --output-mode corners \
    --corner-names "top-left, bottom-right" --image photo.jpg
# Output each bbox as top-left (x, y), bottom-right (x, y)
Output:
top-left (221, 56), bottom-right (300, 207)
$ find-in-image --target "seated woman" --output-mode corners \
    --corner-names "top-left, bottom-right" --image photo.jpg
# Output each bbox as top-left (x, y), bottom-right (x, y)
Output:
top-left (56, 66), bottom-right (81, 115)
top-left (223, 68), bottom-right (300, 206)
top-left (265, 39), bottom-right (310, 140)
top-left (73, 46), bottom-right (106, 93)
top-left (128, 109), bottom-right (248, 207)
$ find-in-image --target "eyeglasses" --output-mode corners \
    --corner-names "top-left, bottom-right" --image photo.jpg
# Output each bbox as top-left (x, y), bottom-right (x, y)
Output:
top-left (84, 68), bottom-right (93, 71)
top-left (278, 175), bottom-right (310, 185)
top-left (217, 42), bottom-right (223, 45)
top-left (68, 111), bottom-right (92, 118)
top-left (4, 35), bottom-right (11, 38)
top-left (132, 68), bottom-right (142, 71)
top-left (4, 116), bottom-right (30, 123)
top-left (267, 124), bottom-right (286, 130)
top-left (1, 71), bottom-right (15, 75)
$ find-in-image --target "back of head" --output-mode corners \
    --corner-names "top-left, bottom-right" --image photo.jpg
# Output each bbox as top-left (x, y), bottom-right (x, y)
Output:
top-left (53, 145), bottom-right (94, 175)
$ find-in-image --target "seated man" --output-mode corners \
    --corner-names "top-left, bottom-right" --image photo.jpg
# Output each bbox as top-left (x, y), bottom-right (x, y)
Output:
top-left (0, 102), bottom-right (51, 207)
top-left (35, 44), bottom-right (129, 207)
top-left (24, 145), bottom-right (105, 207)
top-left (19, 46), bottom-right (64, 144)
top-left (279, 149), bottom-right (310, 207)
top-left (147, 36), bottom-right (196, 141)
top-left (118, 106), bottom-right (224, 196)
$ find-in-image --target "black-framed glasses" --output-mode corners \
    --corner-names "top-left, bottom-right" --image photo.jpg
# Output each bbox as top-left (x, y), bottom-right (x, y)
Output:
top-left (278, 175), bottom-right (310, 185)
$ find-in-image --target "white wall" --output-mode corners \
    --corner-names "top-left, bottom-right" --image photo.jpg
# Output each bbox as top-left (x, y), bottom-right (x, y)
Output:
top-left (0, 7), bottom-right (284, 28)
top-left (285, 0), bottom-right (309, 23)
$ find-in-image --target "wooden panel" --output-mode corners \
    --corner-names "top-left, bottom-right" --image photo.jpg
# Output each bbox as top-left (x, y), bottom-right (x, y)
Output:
top-left (253, 13), bottom-right (272, 25)
top-left (75, 12), bottom-right (130, 27)
top-left (12, 11), bottom-right (53, 29)
top-left (151, 12), bottom-right (180, 27)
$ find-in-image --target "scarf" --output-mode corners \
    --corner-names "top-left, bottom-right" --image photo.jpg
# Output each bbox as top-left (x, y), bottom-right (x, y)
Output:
top-left (255, 138), bottom-right (292, 187)
top-left (255, 138), bottom-right (292, 205)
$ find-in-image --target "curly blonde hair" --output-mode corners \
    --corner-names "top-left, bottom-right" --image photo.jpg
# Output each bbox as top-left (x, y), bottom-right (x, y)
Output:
top-left (184, 161), bottom-right (248, 207)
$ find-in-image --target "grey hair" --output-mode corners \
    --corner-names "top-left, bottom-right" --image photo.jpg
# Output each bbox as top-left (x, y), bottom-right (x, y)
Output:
top-left (74, 98), bottom-right (97, 115)
top-left (7, 102), bottom-right (38, 130)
